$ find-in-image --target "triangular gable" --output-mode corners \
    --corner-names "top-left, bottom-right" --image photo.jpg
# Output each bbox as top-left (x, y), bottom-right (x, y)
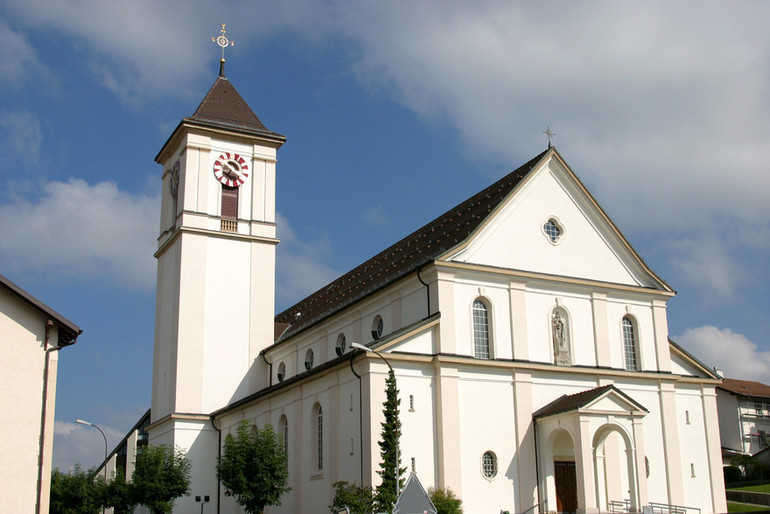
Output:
top-left (669, 339), bottom-right (721, 379)
top-left (393, 474), bottom-right (437, 514)
top-left (443, 149), bottom-right (672, 291)
top-left (534, 385), bottom-right (647, 420)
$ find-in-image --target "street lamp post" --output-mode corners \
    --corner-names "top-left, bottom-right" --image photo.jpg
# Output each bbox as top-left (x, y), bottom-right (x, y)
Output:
top-left (76, 418), bottom-right (108, 513)
top-left (350, 342), bottom-right (401, 500)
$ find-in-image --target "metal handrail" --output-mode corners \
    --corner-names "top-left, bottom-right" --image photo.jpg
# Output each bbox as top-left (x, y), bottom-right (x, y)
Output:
top-left (648, 502), bottom-right (701, 514)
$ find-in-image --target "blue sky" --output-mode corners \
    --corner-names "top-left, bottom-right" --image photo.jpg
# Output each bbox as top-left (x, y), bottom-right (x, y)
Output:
top-left (1, 1), bottom-right (768, 470)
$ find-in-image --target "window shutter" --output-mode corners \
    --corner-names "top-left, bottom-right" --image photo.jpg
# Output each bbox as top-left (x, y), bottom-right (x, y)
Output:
top-left (221, 186), bottom-right (238, 219)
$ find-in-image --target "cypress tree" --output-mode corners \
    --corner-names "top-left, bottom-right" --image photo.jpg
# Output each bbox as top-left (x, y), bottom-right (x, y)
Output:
top-left (375, 369), bottom-right (405, 512)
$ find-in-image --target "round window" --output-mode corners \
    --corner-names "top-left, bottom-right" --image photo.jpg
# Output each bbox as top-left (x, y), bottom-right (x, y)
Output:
top-left (335, 333), bottom-right (347, 356)
top-left (277, 362), bottom-right (286, 382)
top-left (304, 349), bottom-right (314, 370)
top-left (371, 315), bottom-right (384, 340)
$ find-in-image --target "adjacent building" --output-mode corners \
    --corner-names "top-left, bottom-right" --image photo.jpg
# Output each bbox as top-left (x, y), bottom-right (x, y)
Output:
top-left (717, 378), bottom-right (770, 462)
top-left (116, 60), bottom-right (730, 513)
top-left (0, 274), bottom-right (81, 514)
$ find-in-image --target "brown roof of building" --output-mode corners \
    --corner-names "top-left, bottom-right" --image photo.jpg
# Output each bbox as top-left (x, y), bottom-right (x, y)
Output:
top-left (0, 273), bottom-right (82, 346)
top-left (272, 149), bottom-right (550, 343)
top-left (188, 74), bottom-right (282, 138)
top-left (719, 378), bottom-right (770, 399)
top-left (532, 384), bottom-right (648, 419)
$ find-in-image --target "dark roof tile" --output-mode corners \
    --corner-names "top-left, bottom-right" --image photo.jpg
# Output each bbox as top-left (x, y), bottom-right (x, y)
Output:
top-left (188, 77), bottom-right (283, 139)
top-left (273, 149), bottom-right (549, 342)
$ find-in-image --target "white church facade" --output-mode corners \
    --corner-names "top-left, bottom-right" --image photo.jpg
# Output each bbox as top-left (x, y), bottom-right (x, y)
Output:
top-left (142, 61), bottom-right (727, 513)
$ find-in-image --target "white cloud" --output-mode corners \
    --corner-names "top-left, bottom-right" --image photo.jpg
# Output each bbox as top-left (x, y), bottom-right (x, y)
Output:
top-left (675, 325), bottom-right (770, 383)
top-left (326, 1), bottom-right (770, 234)
top-left (5, 1), bottom-right (331, 103)
top-left (0, 179), bottom-right (159, 290)
top-left (53, 420), bottom-right (125, 471)
top-left (0, 18), bottom-right (46, 85)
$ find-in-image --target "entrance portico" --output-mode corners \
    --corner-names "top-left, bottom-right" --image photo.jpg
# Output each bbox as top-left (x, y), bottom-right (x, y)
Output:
top-left (535, 385), bottom-right (648, 514)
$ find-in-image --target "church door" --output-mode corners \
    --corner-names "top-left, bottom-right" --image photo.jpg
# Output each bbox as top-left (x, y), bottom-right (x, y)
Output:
top-left (554, 461), bottom-right (578, 513)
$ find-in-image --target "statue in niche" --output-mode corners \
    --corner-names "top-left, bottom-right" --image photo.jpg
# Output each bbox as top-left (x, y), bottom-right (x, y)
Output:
top-left (552, 310), bottom-right (571, 365)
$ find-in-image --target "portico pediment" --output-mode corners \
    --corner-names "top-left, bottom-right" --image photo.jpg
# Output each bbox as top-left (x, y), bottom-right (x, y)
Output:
top-left (534, 385), bottom-right (648, 422)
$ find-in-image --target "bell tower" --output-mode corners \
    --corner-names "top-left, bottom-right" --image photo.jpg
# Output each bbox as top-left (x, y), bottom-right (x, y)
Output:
top-left (148, 58), bottom-right (285, 508)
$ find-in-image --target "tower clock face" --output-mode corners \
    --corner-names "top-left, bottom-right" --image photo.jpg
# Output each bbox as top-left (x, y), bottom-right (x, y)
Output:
top-left (213, 152), bottom-right (249, 187)
top-left (169, 160), bottom-right (180, 198)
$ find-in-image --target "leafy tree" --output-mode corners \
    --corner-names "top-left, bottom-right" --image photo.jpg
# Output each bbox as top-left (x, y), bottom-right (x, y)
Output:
top-left (104, 469), bottom-right (135, 514)
top-left (131, 445), bottom-right (191, 514)
top-left (428, 487), bottom-right (463, 514)
top-left (375, 369), bottom-right (406, 512)
top-left (217, 420), bottom-right (291, 513)
top-left (50, 465), bottom-right (106, 514)
top-left (329, 481), bottom-right (376, 514)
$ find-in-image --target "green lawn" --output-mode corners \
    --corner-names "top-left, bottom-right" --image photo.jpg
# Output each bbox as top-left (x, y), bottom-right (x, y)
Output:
top-left (728, 502), bottom-right (770, 512)
top-left (731, 484), bottom-right (770, 493)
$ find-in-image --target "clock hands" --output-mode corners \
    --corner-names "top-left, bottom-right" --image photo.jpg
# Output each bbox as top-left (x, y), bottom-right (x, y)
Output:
top-left (220, 161), bottom-right (241, 180)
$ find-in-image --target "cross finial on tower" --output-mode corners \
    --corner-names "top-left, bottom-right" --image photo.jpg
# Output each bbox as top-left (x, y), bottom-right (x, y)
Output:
top-left (543, 126), bottom-right (556, 149)
top-left (212, 23), bottom-right (235, 76)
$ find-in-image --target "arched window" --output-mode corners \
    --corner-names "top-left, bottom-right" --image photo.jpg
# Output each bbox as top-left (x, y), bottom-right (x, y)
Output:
top-left (472, 299), bottom-right (490, 359)
top-left (313, 404), bottom-right (323, 471)
top-left (622, 316), bottom-right (639, 371)
top-left (279, 415), bottom-right (289, 460)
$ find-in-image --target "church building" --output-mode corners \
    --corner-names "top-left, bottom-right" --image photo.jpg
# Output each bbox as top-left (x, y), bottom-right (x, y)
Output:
top-left (143, 59), bottom-right (727, 513)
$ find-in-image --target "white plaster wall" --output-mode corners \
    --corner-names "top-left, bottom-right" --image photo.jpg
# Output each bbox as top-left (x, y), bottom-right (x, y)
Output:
top-left (675, 385), bottom-right (718, 511)
top-left (0, 290), bottom-right (53, 514)
top-left (716, 390), bottom-right (741, 452)
top-left (151, 240), bottom-right (181, 418)
top-left (392, 327), bottom-right (435, 354)
top-left (456, 367), bottom-right (518, 513)
top-left (451, 158), bottom-right (649, 287)
top-left (202, 237), bottom-right (252, 411)
top-left (670, 352), bottom-right (705, 377)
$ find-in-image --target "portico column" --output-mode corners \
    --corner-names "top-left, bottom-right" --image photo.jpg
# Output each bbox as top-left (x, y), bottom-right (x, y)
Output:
top-left (575, 418), bottom-right (598, 514)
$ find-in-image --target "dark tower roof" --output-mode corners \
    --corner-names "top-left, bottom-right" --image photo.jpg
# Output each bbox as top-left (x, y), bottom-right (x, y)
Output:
top-left (156, 65), bottom-right (284, 163)
top-left (188, 73), bottom-right (280, 137)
